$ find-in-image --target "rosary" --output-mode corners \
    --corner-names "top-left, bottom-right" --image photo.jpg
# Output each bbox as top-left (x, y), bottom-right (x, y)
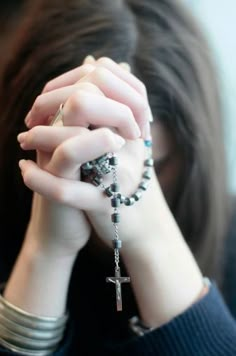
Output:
top-left (81, 138), bottom-right (153, 311)
top-left (51, 104), bottom-right (153, 311)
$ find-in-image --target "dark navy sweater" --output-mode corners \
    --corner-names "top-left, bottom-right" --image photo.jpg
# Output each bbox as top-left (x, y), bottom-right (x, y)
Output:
top-left (1, 216), bottom-right (236, 356)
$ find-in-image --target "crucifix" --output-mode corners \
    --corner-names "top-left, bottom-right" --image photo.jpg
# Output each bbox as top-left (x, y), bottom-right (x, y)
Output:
top-left (106, 268), bottom-right (130, 311)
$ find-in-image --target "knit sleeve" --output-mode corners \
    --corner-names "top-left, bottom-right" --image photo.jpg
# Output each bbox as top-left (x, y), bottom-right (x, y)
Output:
top-left (107, 283), bottom-right (236, 356)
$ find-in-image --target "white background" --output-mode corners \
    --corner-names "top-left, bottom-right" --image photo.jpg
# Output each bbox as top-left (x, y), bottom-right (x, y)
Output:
top-left (185, 0), bottom-right (236, 191)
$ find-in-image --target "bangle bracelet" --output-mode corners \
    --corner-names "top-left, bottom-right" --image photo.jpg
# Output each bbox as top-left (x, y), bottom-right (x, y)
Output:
top-left (129, 277), bottom-right (211, 337)
top-left (0, 284), bottom-right (68, 355)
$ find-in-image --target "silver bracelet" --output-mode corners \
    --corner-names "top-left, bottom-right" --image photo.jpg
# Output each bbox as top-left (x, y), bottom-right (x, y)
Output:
top-left (0, 285), bottom-right (68, 355)
top-left (129, 277), bottom-right (211, 337)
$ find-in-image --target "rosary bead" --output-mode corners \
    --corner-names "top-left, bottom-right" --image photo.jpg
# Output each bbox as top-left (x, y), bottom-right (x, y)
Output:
top-left (105, 186), bottom-right (113, 197)
top-left (132, 190), bottom-right (143, 201)
top-left (143, 169), bottom-right (152, 180)
top-left (112, 239), bottom-right (122, 249)
top-left (117, 193), bottom-right (126, 204)
top-left (82, 162), bottom-right (93, 170)
top-left (111, 213), bottom-right (120, 223)
top-left (94, 154), bottom-right (109, 164)
top-left (109, 156), bottom-right (118, 166)
top-left (144, 140), bottom-right (152, 147)
top-left (124, 197), bottom-right (135, 206)
top-left (111, 183), bottom-right (119, 192)
top-left (93, 176), bottom-right (103, 186)
top-left (111, 197), bottom-right (120, 208)
top-left (144, 158), bottom-right (154, 167)
top-left (139, 181), bottom-right (149, 191)
top-left (81, 162), bottom-right (93, 176)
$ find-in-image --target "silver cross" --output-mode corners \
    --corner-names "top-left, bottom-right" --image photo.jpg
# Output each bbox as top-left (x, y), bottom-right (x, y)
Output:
top-left (106, 269), bottom-right (130, 311)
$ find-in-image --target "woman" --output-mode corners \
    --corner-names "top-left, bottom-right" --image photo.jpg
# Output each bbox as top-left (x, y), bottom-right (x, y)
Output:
top-left (0, 0), bottom-right (235, 355)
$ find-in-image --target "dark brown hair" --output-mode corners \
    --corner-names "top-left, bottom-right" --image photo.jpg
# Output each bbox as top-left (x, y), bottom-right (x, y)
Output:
top-left (0, 0), bottom-right (230, 282)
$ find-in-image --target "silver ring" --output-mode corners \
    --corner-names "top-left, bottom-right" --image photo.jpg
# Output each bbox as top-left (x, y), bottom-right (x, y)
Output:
top-left (50, 104), bottom-right (64, 126)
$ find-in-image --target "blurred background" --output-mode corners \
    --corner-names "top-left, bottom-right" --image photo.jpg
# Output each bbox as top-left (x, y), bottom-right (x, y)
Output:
top-left (1, 0), bottom-right (235, 191)
top-left (185, 0), bottom-right (236, 191)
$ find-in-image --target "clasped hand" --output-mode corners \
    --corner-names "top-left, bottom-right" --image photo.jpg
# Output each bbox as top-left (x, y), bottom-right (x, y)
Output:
top-left (18, 57), bottom-right (164, 257)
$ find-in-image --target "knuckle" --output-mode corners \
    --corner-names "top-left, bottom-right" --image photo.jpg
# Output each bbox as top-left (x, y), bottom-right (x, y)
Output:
top-left (52, 184), bottom-right (69, 203)
top-left (67, 90), bottom-right (88, 115)
top-left (23, 169), bottom-right (34, 187)
top-left (92, 67), bottom-right (109, 82)
top-left (56, 144), bottom-right (72, 162)
top-left (97, 57), bottom-right (112, 67)
top-left (26, 126), bottom-right (41, 144)
top-left (81, 63), bottom-right (95, 71)
top-left (77, 82), bottom-right (100, 95)
top-left (31, 95), bottom-right (44, 116)
top-left (43, 81), bottom-right (52, 93)
top-left (137, 98), bottom-right (149, 114)
top-left (121, 104), bottom-right (133, 119)
top-left (100, 128), bottom-right (116, 149)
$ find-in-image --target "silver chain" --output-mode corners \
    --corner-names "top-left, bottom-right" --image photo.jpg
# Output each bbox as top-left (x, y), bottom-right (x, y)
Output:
top-left (112, 155), bottom-right (120, 271)
top-left (114, 248), bottom-right (120, 271)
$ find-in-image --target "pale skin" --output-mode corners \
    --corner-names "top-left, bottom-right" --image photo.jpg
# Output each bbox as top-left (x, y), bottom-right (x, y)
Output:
top-left (4, 56), bottom-right (206, 329)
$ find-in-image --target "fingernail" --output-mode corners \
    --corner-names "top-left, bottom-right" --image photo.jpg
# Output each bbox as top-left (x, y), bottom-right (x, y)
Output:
top-left (83, 55), bottom-right (96, 64)
top-left (148, 107), bottom-right (154, 122)
top-left (113, 134), bottom-right (126, 147)
top-left (119, 62), bottom-right (131, 72)
top-left (24, 112), bottom-right (32, 128)
top-left (141, 122), bottom-right (151, 140)
top-left (17, 132), bottom-right (27, 143)
top-left (24, 111), bottom-right (31, 123)
top-left (18, 159), bottom-right (27, 170)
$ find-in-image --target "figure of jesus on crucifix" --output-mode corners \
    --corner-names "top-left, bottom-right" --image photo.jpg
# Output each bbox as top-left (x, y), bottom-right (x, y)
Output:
top-left (106, 268), bottom-right (130, 311)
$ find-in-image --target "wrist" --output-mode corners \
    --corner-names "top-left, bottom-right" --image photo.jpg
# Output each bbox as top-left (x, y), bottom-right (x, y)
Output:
top-left (4, 235), bottom-right (77, 317)
top-left (21, 234), bottom-right (78, 271)
top-left (24, 221), bottom-right (83, 260)
top-left (121, 234), bottom-right (203, 328)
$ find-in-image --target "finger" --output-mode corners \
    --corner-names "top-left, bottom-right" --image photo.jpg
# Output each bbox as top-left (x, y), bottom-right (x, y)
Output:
top-left (96, 58), bottom-right (153, 127)
top-left (40, 56), bottom-right (144, 96)
top-left (96, 57), bottom-right (147, 98)
top-left (42, 63), bottom-right (95, 93)
top-left (44, 57), bottom-right (147, 99)
top-left (25, 82), bottom-right (104, 128)
top-left (63, 91), bottom-right (141, 138)
top-left (83, 55), bottom-right (96, 65)
top-left (46, 128), bottom-right (126, 179)
top-left (77, 67), bottom-right (152, 137)
top-left (19, 159), bottom-right (103, 211)
top-left (17, 126), bottom-right (88, 152)
top-left (119, 62), bottom-right (131, 72)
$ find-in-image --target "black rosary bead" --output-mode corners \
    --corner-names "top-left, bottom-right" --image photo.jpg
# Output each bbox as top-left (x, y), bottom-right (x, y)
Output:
top-left (111, 213), bottom-right (120, 223)
top-left (117, 193), bottom-right (126, 204)
top-left (132, 190), bottom-right (142, 201)
top-left (92, 176), bottom-right (103, 186)
top-left (124, 197), bottom-right (135, 206)
top-left (139, 181), bottom-right (149, 191)
top-left (109, 156), bottom-right (118, 166)
top-left (111, 198), bottom-right (120, 208)
top-left (112, 239), bottom-right (122, 249)
top-left (144, 158), bottom-right (154, 167)
top-left (143, 169), bottom-right (152, 180)
top-left (94, 154), bottom-right (109, 164)
top-left (111, 183), bottom-right (119, 192)
top-left (105, 186), bottom-right (113, 197)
